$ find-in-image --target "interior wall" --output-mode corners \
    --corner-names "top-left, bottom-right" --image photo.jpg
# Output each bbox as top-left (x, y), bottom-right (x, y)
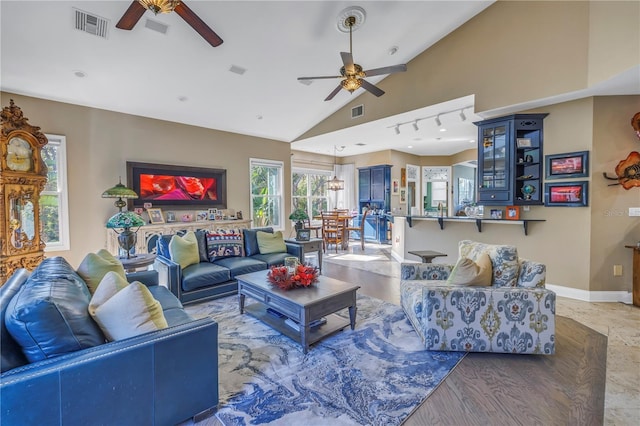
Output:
top-left (1, 92), bottom-right (292, 268)
top-left (590, 95), bottom-right (640, 291)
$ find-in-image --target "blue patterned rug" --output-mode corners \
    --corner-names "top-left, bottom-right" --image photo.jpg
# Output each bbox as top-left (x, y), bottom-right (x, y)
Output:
top-left (186, 293), bottom-right (465, 426)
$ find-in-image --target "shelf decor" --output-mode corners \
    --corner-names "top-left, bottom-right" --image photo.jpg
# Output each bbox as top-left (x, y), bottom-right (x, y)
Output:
top-left (545, 151), bottom-right (589, 179)
top-left (545, 181), bottom-right (589, 207)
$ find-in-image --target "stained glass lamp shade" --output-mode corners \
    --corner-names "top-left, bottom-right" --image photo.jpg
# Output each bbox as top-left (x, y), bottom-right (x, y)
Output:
top-left (106, 211), bottom-right (145, 259)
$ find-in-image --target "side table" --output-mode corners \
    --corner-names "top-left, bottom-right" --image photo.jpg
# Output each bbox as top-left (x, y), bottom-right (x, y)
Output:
top-left (286, 238), bottom-right (323, 273)
top-left (119, 253), bottom-right (156, 273)
top-left (408, 250), bottom-right (448, 263)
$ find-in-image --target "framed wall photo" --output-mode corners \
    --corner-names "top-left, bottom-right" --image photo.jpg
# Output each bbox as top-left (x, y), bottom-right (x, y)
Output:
top-left (147, 208), bottom-right (164, 224)
top-left (166, 211), bottom-right (176, 222)
top-left (545, 151), bottom-right (589, 179)
top-left (490, 209), bottom-right (503, 219)
top-left (506, 206), bottom-right (520, 220)
top-left (196, 211), bottom-right (208, 222)
top-left (392, 179), bottom-right (400, 195)
top-left (545, 181), bottom-right (589, 207)
top-left (400, 188), bottom-right (407, 204)
top-left (296, 229), bottom-right (311, 241)
top-left (208, 208), bottom-right (218, 220)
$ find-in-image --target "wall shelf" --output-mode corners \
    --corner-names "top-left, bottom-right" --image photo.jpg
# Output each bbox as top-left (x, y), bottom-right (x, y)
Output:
top-left (402, 216), bottom-right (545, 236)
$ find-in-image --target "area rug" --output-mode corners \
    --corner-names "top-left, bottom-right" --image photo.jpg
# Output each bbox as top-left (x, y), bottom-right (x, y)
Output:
top-left (185, 293), bottom-right (465, 426)
top-left (323, 243), bottom-right (401, 278)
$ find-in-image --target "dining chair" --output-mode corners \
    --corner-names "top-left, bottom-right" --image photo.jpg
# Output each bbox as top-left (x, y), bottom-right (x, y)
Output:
top-left (303, 217), bottom-right (321, 238)
top-left (345, 208), bottom-right (369, 250)
top-left (321, 211), bottom-right (344, 253)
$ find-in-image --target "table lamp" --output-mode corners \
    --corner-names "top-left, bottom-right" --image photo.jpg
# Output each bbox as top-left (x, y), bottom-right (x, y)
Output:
top-left (102, 179), bottom-right (144, 258)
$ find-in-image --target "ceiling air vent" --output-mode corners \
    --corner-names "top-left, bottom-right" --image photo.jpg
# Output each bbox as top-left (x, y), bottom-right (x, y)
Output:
top-left (351, 104), bottom-right (364, 119)
top-left (145, 19), bottom-right (169, 35)
top-left (74, 8), bottom-right (109, 38)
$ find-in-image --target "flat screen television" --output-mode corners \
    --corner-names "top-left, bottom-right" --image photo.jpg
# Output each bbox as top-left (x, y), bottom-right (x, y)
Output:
top-left (127, 161), bottom-right (227, 209)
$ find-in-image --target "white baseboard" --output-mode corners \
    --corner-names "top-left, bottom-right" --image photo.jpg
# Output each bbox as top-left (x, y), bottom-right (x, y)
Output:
top-left (546, 283), bottom-right (633, 304)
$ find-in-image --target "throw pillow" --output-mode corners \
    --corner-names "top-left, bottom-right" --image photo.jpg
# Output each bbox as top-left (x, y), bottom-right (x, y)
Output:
top-left (5, 257), bottom-right (105, 363)
top-left (88, 271), bottom-right (130, 317)
top-left (77, 249), bottom-right (126, 294)
top-left (195, 230), bottom-right (210, 263)
top-left (458, 240), bottom-right (519, 287)
top-left (256, 230), bottom-right (286, 254)
top-left (169, 231), bottom-right (200, 270)
top-left (90, 281), bottom-right (168, 341)
top-left (446, 253), bottom-right (492, 286)
top-left (207, 232), bottom-right (244, 262)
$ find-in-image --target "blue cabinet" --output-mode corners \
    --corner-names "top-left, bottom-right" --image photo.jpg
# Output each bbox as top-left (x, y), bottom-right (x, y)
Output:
top-left (349, 214), bottom-right (389, 244)
top-left (358, 165), bottom-right (391, 212)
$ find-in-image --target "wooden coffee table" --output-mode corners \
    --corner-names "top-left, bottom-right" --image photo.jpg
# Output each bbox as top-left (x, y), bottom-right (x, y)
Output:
top-left (237, 270), bottom-right (360, 353)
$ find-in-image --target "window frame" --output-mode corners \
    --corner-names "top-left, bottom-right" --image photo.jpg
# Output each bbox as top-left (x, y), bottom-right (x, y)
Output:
top-left (42, 134), bottom-right (70, 251)
top-left (292, 168), bottom-right (331, 220)
top-left (249, 158), bottom-right (284, 230)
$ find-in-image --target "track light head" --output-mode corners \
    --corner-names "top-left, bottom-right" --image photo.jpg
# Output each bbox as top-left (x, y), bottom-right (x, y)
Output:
top-left (435, 115), bottom-right (442, 127)
top-left (412, 120), bottom-right (419, 131)
top-left (459, 110), bottom-right (467, 121)
top-left (394, 125), bottom-right (400, 135)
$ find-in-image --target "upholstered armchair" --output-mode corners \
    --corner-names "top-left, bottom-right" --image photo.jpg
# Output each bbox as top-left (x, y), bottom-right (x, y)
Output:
top-left (400, 240), bottom-right (555, 355)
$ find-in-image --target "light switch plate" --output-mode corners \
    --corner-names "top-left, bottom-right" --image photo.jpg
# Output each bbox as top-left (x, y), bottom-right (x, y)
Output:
top-left (629, 207), bottom-right (640, 217)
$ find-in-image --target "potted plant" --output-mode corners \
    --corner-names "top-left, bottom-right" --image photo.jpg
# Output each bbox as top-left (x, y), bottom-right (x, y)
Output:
top-left (289, 209), bottom-right (309, 231)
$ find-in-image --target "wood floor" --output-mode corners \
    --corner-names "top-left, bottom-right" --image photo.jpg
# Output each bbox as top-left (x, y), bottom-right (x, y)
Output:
top-left (322, 262), bottom-right (608, 426)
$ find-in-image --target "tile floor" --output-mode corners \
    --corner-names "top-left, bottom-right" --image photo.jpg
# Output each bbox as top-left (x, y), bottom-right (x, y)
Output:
top-left (323, 243), bottom-right (640, 425)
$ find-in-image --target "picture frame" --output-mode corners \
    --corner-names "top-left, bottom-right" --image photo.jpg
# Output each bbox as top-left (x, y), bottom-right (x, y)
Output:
top-left (147, 208), bottom-right (164, 224)
top-left (545, 181), bottom-right (589, 207)
top-left (400, 168), bottom-right (406, 187)
top-left (208, 208), bottom-right (218, 220)
top-left (166, 211), bottom-right (176, 222)
top-left (236, 211), bottom-right (243, 220)
top-left (545, 151), bottom-right (589, 179)
top-left (181, 213), bottom-right (193, 222)
top-left (506, 206), bottom-right (520, 220)
top-left (399, 188), bottom-right (407, 204)
top-left (490, 209), bottom-right (503, 219)
top-left (196, 210), bottom-right (208, 222)
top-left (296, 229), bottom-right (311, 241)
top-left (392, 179), bottom-right (400, 195)
top-left (516, 138), bottom-right (532, 148)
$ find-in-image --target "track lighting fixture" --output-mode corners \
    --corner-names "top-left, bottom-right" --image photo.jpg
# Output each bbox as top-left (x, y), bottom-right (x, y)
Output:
top-left (385, 104), bottom-right (473, 134)
top-left (435, 115), bottom-right (442, 127)
top-left (412, 120), bottom-right (419, 131)
top-left (394, 125), bottom-right (400, 135)
top-left (459, 109), bottom-right (467, 121)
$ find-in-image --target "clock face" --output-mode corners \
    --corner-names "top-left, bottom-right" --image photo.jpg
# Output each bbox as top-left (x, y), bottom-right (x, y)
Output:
top-left (6, 136), bottom-right (33, 172)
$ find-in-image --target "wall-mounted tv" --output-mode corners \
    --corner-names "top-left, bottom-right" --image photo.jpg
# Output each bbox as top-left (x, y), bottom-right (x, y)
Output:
top-left (127, 161), bottom-right (227, 209)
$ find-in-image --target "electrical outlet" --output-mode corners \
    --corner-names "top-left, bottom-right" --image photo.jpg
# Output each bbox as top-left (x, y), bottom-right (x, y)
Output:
top-left (613, 264), bottom-right (623, 276)
top-left (629, 207), bottom-right (640, 217)
top-left (523, 206), bottom-right (530, 211)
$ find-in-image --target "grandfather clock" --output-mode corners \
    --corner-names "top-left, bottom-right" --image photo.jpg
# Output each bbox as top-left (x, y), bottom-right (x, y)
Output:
top-left (0, 100), bottom-right (48, 284)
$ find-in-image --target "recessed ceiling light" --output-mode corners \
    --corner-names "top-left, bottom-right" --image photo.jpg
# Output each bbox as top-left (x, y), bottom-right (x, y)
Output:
top-left (177, 96), bottom-right (188, 102)
top-left (229, 65), bottom-right (247, 75)
top-left (73, 70), bottom-right (87, 78)
top-left (469, 139), bottom-right (476, 143)
top-left (440, 128), bottom-right (447, 132)
top-left (407, 145), bottom-right (413, 149)
top-left (256, 115), bottom-right (263, 120)
top-left (355, 143), bottom-right (366, 146)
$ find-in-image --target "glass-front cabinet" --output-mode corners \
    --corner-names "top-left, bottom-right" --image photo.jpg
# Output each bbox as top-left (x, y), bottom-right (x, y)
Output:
top-left (475, 114), bottom-right (547, 206)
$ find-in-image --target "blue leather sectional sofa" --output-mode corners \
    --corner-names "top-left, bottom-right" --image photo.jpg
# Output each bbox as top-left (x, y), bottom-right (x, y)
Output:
top-left (155, 227), bottom-right (303, 305)
top-left (0, 257), bottom-right (219, 425)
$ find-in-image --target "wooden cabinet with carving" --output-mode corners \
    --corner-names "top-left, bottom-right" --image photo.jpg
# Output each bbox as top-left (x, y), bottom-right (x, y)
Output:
top-left (1, 100), bottom-right (49, 284)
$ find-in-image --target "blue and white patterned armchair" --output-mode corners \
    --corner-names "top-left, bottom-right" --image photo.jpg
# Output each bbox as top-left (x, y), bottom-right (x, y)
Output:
top-left (400, 240), bottom-right (555, 355)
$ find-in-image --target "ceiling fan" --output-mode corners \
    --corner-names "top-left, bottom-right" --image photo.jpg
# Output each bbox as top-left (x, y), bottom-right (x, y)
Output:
top-left (298, 15), bottom-right (407, 101)
top-left (115, 0), bottom-right (223, 47)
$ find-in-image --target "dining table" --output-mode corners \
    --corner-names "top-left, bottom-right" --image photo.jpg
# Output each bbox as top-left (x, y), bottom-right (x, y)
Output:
top-left (314, 212), bottom-right (357, 250)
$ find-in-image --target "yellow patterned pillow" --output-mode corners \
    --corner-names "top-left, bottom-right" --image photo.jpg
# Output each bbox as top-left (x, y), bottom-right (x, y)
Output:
top-left (169, 231), bottom-right (200, 269)
top-left (446, 253), bottom-right (492, 286)
top-left (77, 249), bottom-right (126, 294)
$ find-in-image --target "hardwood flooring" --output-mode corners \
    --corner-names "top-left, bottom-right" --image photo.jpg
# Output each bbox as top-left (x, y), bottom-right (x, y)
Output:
top-left (322, 262), bottom-right (608, 426)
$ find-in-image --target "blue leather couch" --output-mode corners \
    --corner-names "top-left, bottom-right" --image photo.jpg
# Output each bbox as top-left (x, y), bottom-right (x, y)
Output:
top-left (0, 258), bottom-right (219, 425)
top-left (155, 227), bottom-right (303, 305)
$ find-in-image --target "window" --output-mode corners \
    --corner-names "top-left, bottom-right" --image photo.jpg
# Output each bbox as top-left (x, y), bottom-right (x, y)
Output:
top-left (250, 159), bottom-right (283, 229)
top-left (41, 134), bottom-right (70, 251)
top-left (292, 169), bottom-right (330, 219)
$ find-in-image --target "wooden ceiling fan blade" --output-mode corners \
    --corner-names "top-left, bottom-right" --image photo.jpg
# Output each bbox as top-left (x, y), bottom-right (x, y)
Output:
top-left (174, 2), bottom-right (223, 47)
top-left (363, 64), bottom-right (407, 77)
top-left (360, 79), bottom-right (385, 97)
top-left (325, 85), bottom-right (344, 101)
top-left (115, 1), bottom-right (146, 30)
top-left (298, 75), bottom-right (342, 80)
top-left (340, 52), bottom-right (355, 74)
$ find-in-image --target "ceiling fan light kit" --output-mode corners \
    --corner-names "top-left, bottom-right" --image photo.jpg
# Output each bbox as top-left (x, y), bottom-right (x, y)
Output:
top-left (298, 8), bottom-right (407, 101)
top-left (138, 0), bottom-right (180, 15)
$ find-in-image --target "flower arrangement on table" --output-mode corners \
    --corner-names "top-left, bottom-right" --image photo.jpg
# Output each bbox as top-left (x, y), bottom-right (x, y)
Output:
top-left (267, 264), bottom-right (319, 290)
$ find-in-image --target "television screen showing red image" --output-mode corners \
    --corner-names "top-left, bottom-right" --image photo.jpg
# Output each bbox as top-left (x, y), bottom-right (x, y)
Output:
top-left (127, 162), bottom-right (227, 208)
